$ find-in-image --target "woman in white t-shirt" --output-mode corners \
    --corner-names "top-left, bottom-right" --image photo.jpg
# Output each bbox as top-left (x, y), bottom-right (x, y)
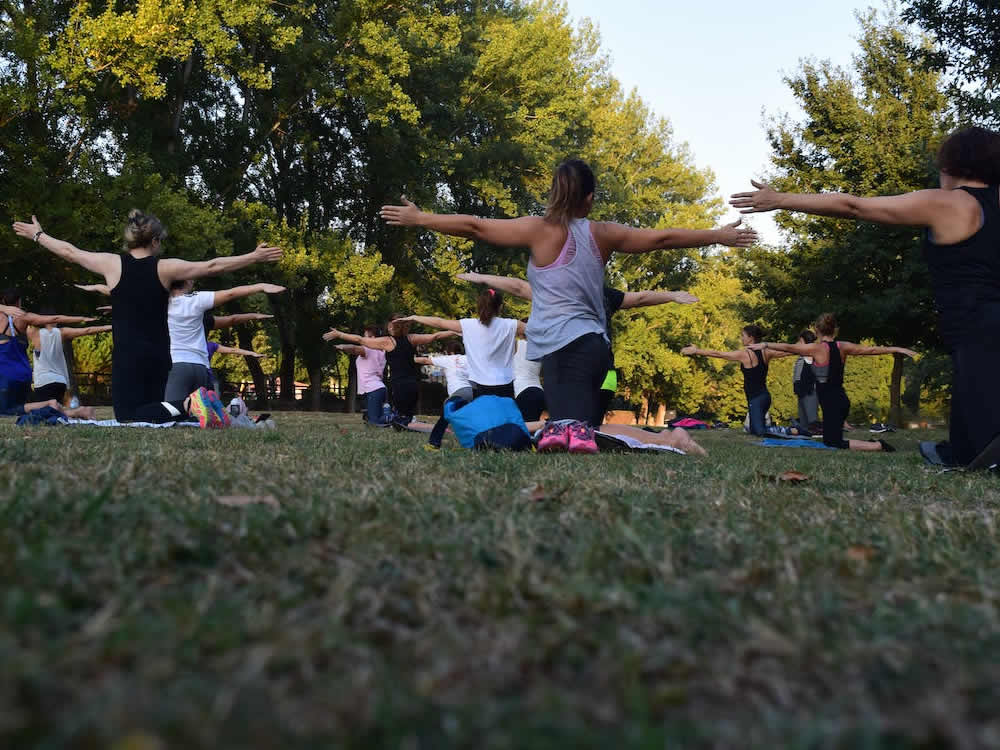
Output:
top-left (400, 288), bottom-right (524, 399)
top-left (164, 279), bottom-right (285, 401)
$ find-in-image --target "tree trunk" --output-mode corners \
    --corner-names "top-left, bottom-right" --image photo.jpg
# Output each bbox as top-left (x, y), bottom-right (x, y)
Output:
top-left (235, 326), bottom-right (269, 409)
top-left (655, 403), bottom-right (667, 427)
top-left (346, 356), bottom-right (357, 414)
top-left (639, 396), bottom-right (650, 425)
top-left (889, 352), bottom-right (904, 427)
top-left (308, 365), bottom-right (323, 411)
top-left (279, 349), bottom-right (297, 402)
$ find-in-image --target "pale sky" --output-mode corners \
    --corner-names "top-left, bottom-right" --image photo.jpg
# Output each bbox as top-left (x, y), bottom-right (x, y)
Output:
top-left (562, 0), bottom-right (877, 244)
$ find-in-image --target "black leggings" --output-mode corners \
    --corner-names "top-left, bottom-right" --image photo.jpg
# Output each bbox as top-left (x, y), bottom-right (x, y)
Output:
top-left (472, 382), bottom-right (515, 399)
top-left (541, 333), bottom-right (612, 426)
top-left (817, 383), bottom-right (850, 449)
top-left (392, 379), bottom-right (419, 421)
top-left (113, 358), bottom-right (185, 423)
top-left (29, 382), bottom-right (67, 404)
top-left (943, 342), bottom-right (1000, 465)
top-left (516, 387), bottom-right (546, 422)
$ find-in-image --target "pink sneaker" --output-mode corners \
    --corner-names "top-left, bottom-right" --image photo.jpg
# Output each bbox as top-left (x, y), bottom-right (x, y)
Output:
top-left (537, 422), bottom-right (569, 452)
top-left (567, 421), bottom-right (599, 454)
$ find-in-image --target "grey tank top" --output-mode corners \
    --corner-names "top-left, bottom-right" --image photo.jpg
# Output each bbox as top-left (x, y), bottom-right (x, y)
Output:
top-left (33, 327), bottom-right (70, 388)
top-left (525, 218), bottom-right (607, 360)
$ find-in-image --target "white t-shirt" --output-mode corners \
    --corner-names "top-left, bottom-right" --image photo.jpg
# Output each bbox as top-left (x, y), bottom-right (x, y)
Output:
top-left (168, 292), bottom-right (216, 367)
top-left (459, 317), bottom-right (518, 386)
top-left (430, 354), bottom-right (472, 397)
top-left (513, 338), bottom-right (542, 396)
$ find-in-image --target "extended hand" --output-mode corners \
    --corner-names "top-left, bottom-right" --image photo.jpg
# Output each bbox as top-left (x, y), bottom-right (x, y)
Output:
top-left (12, 215), bottom-right (43, 240)
top-left (254, 245), bottom-right (283, 263)
top-left (259, 284), bottom-right (286, 294)
top-left (730, 180), bottom-right (782, 214)
top-left (899, 348), bottom-right (918, 359)
top-left (380, 196), bottom-right (422, 226)
top-left (671, 291), bottom-right (699, 305)
top-left (680, 345), bottom-right (697, 356)
top-left (248, 352), bottom-right (264, 359)
top-left (322, 328), bottom-right (342, 342)
top-left (717, 218), bottom-right (758, 247)
top-left (455, 272), bottom-right (480, 284)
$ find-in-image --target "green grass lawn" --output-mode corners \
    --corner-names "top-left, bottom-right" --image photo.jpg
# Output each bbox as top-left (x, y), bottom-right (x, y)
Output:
top-left (2, 413), bottom-right (999, 748)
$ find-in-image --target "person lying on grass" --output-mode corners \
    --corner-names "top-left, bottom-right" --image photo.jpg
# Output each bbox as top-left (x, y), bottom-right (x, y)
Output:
top-left (748, 313), bottom-right (916, 452)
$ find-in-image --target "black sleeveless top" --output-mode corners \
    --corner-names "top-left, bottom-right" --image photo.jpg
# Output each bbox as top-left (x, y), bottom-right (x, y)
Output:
top-left (816, 341), bottom-right (844, 389)
top-left (922, 185), bottom-right (1000, 347)
top-left (110, 254), bottom-right (170, 366)
top-left (742, 349), bottom-right (768, 398)
top-left (385, 335), bottom-right (419, 383)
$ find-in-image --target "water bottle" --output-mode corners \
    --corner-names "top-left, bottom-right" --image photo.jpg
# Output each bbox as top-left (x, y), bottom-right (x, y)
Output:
top-left (69, 395), bottom-right (80, 409)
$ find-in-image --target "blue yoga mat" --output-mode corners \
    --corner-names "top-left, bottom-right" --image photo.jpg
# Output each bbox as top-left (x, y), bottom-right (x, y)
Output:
top-left (757, 438), bottom-right (837, 450)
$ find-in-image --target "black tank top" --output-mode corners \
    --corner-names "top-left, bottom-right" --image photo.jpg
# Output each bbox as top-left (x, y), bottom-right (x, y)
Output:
top-left (821, 341), bottom-right (844, 388)
top-left (922, 185), bottom-right (1000, 346)
top-left (111, 254), bottom-right (170, 365)
top-left (385, 335), bottom-right (419, 383)
top-left (742, 348), bottom-right (768, 398)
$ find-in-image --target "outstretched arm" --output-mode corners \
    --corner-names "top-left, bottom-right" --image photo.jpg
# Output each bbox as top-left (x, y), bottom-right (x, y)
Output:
top-left (749, 341), bottom-right (817, 357)
top-left (620, 290), bottom-right (699, 309)
top-left (17, 313), bottom-right (97, 327)
top-left (413, 356), bottom-right (433, 366)
top-left (61, 324), bottom-right (112, 340)
top-left (381, 197), bottom-right (543, 247)
top-left (456, 272), bottom-right (532, 300)
top-left (212, 283), bottom-right (286, 307)
top-left (75, 283), bottom-right (112, 296)
top-left (410, 330), bottom-right (460, 347)
top-left (0, 304), bottom-right (25, 318)
top-left (211, 313), bottom-right (273, 329)
top-left (13, 217), bottom-right (118, 278)
top-left (215, 345), bottom-right (264, 358)
top-left (837, 342), bottom-right (918, 358)
top-left (158, 244), bottom-right (283, 284)
top-left (680, 345), bottom-right (750, 364)
top-left (323, 328), bottom-right (395, 351)
top-left (335, 344), bottom-right (367, 357)
top-left (730, 180), bottom-right (960, 227)
top-left (399, 315), bottom-right (463, 333)
top-left (594, 219), bottom-right (757, 255)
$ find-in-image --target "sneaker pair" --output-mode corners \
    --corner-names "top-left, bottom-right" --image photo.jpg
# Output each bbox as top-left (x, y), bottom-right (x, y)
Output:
top-left (188, 387), bottom-right (231, 429)
top-left (537, 420), bottom-right (599, 454)
top-left (870, 422), bottom-right (896, 434)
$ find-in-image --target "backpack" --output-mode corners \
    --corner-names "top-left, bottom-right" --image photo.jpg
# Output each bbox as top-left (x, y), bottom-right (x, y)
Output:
top-left (444, 395), bottom-right (531, 451)
top-left (794, 359), bottom-right (816, 397)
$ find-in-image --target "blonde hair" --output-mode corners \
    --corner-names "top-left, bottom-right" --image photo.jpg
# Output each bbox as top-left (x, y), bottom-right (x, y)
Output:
top-left (123, 209), bottom-right (167, 251)
top-left (544, 159), bottom-right (596, 226)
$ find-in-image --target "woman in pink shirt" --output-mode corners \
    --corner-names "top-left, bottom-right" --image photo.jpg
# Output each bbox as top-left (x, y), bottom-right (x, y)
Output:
top-left (333, 324), bottom-right (389, 426)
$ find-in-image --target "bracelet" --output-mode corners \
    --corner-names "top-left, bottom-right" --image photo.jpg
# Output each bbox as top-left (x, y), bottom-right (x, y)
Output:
top-left (33, 230), bottom-right (44, 243)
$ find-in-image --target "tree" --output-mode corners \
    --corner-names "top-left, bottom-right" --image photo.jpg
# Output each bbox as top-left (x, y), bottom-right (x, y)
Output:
top-left (903, 0), bottom-right (1000, 125)
top-left (749, 10), bottom-right (950, 424)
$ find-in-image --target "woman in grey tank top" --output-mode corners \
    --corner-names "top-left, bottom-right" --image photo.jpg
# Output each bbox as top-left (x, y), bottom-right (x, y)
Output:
top-left (381, 160), bottom-right (756, 452)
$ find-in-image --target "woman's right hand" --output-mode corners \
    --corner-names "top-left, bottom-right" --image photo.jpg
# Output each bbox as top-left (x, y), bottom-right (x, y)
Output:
top-left (253, 245), bottom-right (283, 263)
top-left (671, 292), bottom-right (699, 305)
top-left (12, 215), bottom-right (43, 241)
top-left (455, 272), bottom-right (481, 284)
top-left (322, 328), bottom-right (342, 342)
top-left (258, 284), bottom-right (286, 294)
top-left (680, 345), bottom-right (697, 356)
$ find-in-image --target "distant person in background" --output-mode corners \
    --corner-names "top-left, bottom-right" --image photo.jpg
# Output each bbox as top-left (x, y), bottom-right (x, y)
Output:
top-left (332, 324), bottom-right (390, 426)
top-left (792, 329), bottom-right (819, 433)
top-left (415, 339), bottom-right (473, 449)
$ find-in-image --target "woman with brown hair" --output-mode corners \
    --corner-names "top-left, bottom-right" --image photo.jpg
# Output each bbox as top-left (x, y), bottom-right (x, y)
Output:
top-left (750, 314), bottom-right (916, 452)
top-left (12, 210), bottom-right (282, 424)
top-left (381, 159), bottom-right (754, 453)
top-left (732, 126), bottom-right (1000, 467)
top-left (395, 288), bottom-right (525, 399)
top-left (323, 314), bottom-right (457, 426)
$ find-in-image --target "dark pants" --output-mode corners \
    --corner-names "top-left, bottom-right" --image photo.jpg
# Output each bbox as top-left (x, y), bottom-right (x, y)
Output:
top-left (429, 394), bottom-right (471, 447)
top-left (939, 343), bottom-right (1000, 465)
top-left (516, 386), bottom-right (546, 422)
top-left (0, 377), bottom-right (30, 415)
top-left (817, 383), bottom-right (851, 449)
top-left (164, 362), bottom-right (214, 401)
top-left (113, 357), bottom-right (184, 423)
top-left (540, 333), bottom-right (612, 426)
top-left (392, 379), bottom-right (419, 423)
top-left (29, 382), bottom-right (67, 404)
top-left (364, 387), bottom-right (388, 425)
top-left (746, 390), bottom-right (772, 436)
top-left (472, 382), bottom-right (515, 399)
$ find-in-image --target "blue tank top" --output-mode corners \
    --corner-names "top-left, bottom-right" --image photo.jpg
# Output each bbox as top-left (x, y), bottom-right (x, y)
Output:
top-left (0, 315), bottom-right (32, 383)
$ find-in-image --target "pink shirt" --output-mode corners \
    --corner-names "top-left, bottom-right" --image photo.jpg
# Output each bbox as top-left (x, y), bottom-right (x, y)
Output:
top-left (356, 347), bottom-right (386, 394)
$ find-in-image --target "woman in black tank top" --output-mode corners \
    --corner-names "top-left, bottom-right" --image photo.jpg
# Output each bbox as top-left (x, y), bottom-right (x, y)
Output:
top-left (754, 314), bottom-right (915, 452)
top-left (323, 314), bottom-right (459, 426)
top-left (682, 324), bottom-right (790, 435)
top-left (731, 126), bottom-right (1000, 466)
top-left (13, 211), bottom-right (282, 423)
